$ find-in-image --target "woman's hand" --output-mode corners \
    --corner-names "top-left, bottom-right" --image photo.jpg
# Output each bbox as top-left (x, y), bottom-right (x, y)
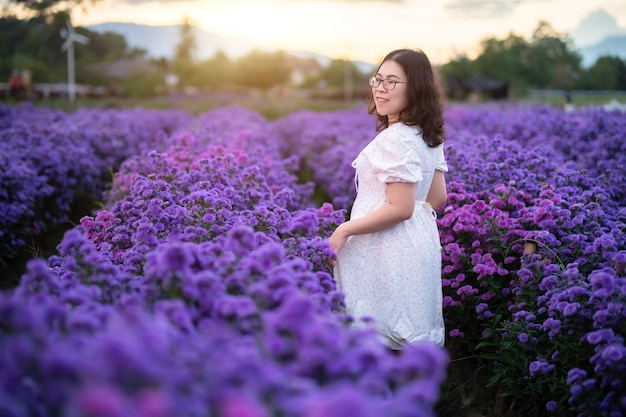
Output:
top-left (328, 223), bottom-right (350, 265)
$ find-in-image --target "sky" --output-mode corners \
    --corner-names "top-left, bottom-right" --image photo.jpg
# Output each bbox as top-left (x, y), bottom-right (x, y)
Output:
top-left (65, 0), bottom-right (626, 64)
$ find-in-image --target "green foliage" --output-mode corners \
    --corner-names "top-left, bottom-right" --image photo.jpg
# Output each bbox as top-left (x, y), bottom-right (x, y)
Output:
top-left (440, 56), bottom-right (473, 81)
top-left (320, 59), bottom-right (360, 89)
top-left (172, 16), bottom-right (197, 88)
top-left (82, 30), bottom-right (145, 62)
top-left (440, 20), bottom-right (625, 96)
top-left (526, 22), bottom-right (580, 90)
top-left (474, 33), bottom-right (530, 83)
top-left (174, 17), bottom-right (196, 63)
top-left (6, 0), bottom-right (99, 15)
top-left (0, 11), bottom-right (148, 85)
top-left (1, 14), bottom-right (59, 77)
top-left (580, 56), bottom-right (626, 90)
top-left (122, 69), bottom-right (166, 97)
top-left (10, 53), bottom-right (60, 82)
top-left (474, 302), bottom-right (588, 416)
top-left (234, 50), bottom-right (291, 90)
top-left (190, 51), bottom-right (233, 89)
top-left (5, 11), bottom-right (623, 99)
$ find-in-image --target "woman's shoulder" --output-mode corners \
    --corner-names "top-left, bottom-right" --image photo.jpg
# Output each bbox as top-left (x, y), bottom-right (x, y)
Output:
top-left (377, 122), bottom-right (417, 137)
top-left (376, 123), bottom-right (422, 145)
top-left (363, 124), bottom-right (420, 159)
top-left (388, 122), bottom-right (418, 133)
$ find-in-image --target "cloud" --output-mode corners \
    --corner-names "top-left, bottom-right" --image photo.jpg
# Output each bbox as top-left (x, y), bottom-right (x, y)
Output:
top-left (281, 0), bottom-right (405, 2)
top-left (115, 0), bottom-right (404, 4)
top-left (444, 0), bottom-right (524, 17)
top-left (116, 0), bottom-right (200, 3)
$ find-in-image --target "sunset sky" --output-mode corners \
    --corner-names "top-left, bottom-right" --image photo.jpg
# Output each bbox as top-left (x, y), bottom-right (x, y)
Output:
top-left (55, 0), bottom-right (626, 64)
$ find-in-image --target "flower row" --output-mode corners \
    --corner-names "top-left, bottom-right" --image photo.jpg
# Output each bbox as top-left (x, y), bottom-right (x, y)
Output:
top-left (1, 105), bottom-right (449, 417)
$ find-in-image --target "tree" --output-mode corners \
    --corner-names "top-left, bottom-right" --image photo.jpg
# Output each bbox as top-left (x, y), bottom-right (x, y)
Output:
top-left (234, 50), bottom-right (291, 91)
top-left (6, 0), bottom-right (99, 16)
top-left (319, 59), bottom-right (360, 89)
top-left (0, 11), bottom-right (150, 85)
top-left (581, 56), bottom-right (626, 90)
top-left (1, 11), bottom-right (73, 82)
top-left (192, 50), bottom-right (233, 90)
top-left (474, 33), bottom-right (530, 87)
top-left (440, 55), bottom-right (478, 99)
top-left (83, 30), bottom-right (146, 62)
top-left (439, 20), bottom-right (584, 97)
top-left (526, 21), bottom-right (581, 90)
top-left (440, 55), bottom-right (474, 81)
top-left (172, 16), bottom-right (197, 88)
top-left (174, 16), bottom-right (196, 63)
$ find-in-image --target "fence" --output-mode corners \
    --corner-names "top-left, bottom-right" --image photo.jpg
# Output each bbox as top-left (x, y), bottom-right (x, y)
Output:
top-left (0, 82), bottom-right (107, 100)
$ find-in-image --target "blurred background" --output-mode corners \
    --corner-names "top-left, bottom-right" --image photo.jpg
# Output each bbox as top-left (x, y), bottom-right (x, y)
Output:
top-left (1, 0), bottom-right (625, 114)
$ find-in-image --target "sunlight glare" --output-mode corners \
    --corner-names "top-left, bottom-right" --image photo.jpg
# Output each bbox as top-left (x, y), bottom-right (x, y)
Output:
top-left (196, 1), bottom-right (301, 44)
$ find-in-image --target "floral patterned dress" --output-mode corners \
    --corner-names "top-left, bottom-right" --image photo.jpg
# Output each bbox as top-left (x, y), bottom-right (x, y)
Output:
top-left (333, 122), bottom-right (448, 348)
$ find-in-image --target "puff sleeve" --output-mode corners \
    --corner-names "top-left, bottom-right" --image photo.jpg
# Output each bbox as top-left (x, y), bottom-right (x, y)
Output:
top-left (368, 128), bottom-right (422, 183)
top-left (435, 144), bottom-right (448, 172)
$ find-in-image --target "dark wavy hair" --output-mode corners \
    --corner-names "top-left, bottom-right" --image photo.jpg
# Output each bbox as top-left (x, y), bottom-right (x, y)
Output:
top-left (367, 48), bottom-right (446, 147)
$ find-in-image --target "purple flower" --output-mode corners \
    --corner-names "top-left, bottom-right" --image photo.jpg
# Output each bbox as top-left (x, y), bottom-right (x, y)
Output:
top-left (586, 329), bottom-right (615, 345)
top-left (134, 389), bottom-right (169, 417)
top-left (570, 384), bottom-right (583, 397)
top-left (562, 302), bottom-right (580, 316)
top-left (226, 225), bottom-right (256, 256)
top-left (529, 359), bottom-right (555, 377)
top-left (600, 344), bottom-right (624, 362)
top-left (567, 368), bottom-right (587, 384)
top-left (217, 394), bottom-right (269, 417)
top-left (75, 385), bottom-right (127, 417)
top-left (300, 388), bottom-right (379, 417)
top-left (475, 303), bottom-right (488, 314)
top-left (449, 328), bottom-right (465, 338)
top-left (6, 103), bottom-right (626, 417)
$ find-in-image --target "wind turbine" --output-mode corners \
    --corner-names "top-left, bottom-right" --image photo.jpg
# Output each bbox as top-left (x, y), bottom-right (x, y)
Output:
top-left (60, 19), bottom-right (89, 102)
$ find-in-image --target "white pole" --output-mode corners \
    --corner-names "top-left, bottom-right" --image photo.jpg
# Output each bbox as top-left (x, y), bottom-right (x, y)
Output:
top-left (68, 42), bottom-right (75, 102)
top-left (344, 41), bottom-right (353, 102)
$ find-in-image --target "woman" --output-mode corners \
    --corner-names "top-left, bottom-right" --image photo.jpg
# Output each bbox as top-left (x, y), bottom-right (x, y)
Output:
top-left (329, 48), bottom-right (448, 349)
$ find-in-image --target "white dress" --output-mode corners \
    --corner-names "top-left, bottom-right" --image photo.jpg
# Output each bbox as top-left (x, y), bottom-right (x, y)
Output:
top-left (333, 122), bottom-right (448, 349)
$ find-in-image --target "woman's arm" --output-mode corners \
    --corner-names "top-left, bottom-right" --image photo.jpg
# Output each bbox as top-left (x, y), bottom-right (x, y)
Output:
top-left (329, 181), bottom-right (416, 254)
top-left (426, 169), bottom-right (447, 210)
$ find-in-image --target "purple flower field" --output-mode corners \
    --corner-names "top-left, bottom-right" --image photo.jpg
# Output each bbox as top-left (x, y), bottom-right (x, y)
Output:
top-left (0, 102), bottom-right (624, 416)
top-left (0, 103), bottom-right (190, 265)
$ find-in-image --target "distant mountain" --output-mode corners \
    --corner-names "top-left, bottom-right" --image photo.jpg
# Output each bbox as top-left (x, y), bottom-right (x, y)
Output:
top-left (567, 9), bottom-right (626, 67)
top-left (569, 9), bottom-right (626, 47)
top-left (87, 22), bottom-right (376, 73)
top-left (90, 17), bottom-right (626, 73)
top-left (87, 22), bottom-right (268, 60)
top-left (578, 35), bottom-right (626, 67)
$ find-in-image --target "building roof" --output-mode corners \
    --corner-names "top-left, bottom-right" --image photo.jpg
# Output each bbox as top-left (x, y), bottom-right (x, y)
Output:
top-left (88, 58), bottom-right (160, 79)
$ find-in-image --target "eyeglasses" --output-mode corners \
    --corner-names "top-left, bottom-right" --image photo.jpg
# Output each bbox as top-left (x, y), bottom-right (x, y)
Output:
top-left (369, 77), bottom-right (406, 90)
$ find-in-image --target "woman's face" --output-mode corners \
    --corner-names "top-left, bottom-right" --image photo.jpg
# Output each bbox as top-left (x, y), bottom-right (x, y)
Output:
top-left (372, 59), bottom-right (408, 124)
